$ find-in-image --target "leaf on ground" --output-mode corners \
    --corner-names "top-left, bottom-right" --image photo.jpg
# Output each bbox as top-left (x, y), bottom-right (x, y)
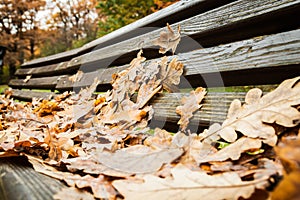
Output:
top-left (176, 87), bottom-right (206, 131)
top-left (53, 187), bottom-right (94, 200)
top-left (153, 23), bottom-right (181, 54)
top-left (93, 145), bottom-right (183, 174)
top-left (159, 56), bottom-right (184, 92)
top-left (69, 70), bottom-right (84, 83)
top-left (215, 77), bottom-right (300, 146)
top-left (64, 174), bottom-right (117, 199)
top-left (113, 164), bottom-right (264, 200)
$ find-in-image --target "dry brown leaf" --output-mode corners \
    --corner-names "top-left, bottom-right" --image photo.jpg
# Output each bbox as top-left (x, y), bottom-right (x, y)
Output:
top-left (93, 145), bottom-right (183, 174)
top-left (196, 137), bottom-right (262, 164)
top-left (113, 164), bottom-right (266, 200)
top-left (53, 187), bottom-right (94, 200)
top-left (154, 23), bottom-right (181, 54)
top-left (34, 99), bottom-right (61, 117)
top-left (69, 70), bottom-right (84, 83)
top-left (275, 137), bottom-right (300, 173)
top-left (176, 87), bottom-right (207, 131)
top-left (214, 77), bottom-right (300, 146)
top-left (271, 171), bottom-right (300, 200)
top-left (64, 174), bottom-right (117, 199)
top-left (136, 79), bottom-right (162, 108)
top-left (159, 56), bottom-right (184, 92)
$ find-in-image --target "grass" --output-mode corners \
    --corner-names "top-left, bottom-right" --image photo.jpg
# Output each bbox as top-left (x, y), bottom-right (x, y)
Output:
top-left (0, 85), bottom-right (8, 94)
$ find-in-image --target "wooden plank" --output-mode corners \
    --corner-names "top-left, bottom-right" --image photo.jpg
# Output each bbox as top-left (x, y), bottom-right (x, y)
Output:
top-left (15, 62), bottom-right (75, 78)
top-left (21, 0), bottom-right (233, 68)
top-left (16, 0), bottom-right (300, 77)
top-left (8, 76), bottom-right (64, 90)
top-left (63, 0), bottom-right (300, 72)
top-left (0, 157), bottom-right (66, 200)
top-left (10, 89), bottom-right (56, 101)
top-left (151, 92), bottom-right (246, 130)
top-left (56, 29), bottom-right (300, 90)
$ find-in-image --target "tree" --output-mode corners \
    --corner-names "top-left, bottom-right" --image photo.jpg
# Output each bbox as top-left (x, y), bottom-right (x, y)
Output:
top-left (0, 0), bottom-right (46, 82)
top-left (39, 0), bottom-right (99, 56)
top-left (97, 0), bottom-right (178, 36)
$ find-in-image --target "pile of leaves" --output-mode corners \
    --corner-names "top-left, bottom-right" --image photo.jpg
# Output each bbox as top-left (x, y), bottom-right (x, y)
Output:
top-left (1, 25), bottom-right (300, 200)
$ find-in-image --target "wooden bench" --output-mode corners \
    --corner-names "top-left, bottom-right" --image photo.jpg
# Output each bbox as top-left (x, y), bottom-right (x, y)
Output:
top-left (1, 0), bottom-right (300, 199)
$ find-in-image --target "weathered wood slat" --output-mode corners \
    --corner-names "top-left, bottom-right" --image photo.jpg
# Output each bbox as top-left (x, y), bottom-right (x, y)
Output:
top-left (63, 0), bottom-right (300, 72)
top-left (0, 157), bottom-right (65, 200)
top-left (15, 0), bottom-right (300, 77)
top-left (8, 76), bottom-right (64, 90)
top-left (55, 29), bottom-right (300, 90)
top-left (15, 62), bottom-right (73, 78)
top-left (7, 88), bottom-right (246, 127)
top-left (10, 89), bottom-right (56, 101)
top-left (21, 0), bottom-right (233, 68)
top-left (151, 92), bottom-right (246, 129)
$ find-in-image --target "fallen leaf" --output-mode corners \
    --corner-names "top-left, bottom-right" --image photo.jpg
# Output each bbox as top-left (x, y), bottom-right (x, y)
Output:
top-left (53, 187), bottom-right (94, 200)
top-left (113, 164), bottom-right (266, 200)
top-left (64, 174), bottom-right (117, 199)
top-left (93, 145), bottom-right (183, 174)
top-left (154, 23), bottom-right (181, 54)
top-left (69, 70), bottom-right (84, 83)
top-left (159, 56), bottom-right (184, 92)
top-left (195, 137), bottom-right (262, 164)
top-left (271, 171), bottom-right (300, 200)
top-left (176, 87), bottom-right (206, 131)
top-left (214, 77), bottom-right (300, 146)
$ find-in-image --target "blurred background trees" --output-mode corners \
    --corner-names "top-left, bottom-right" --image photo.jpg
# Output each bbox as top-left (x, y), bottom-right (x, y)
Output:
top-left (0, 0), bottom-right (178, 84)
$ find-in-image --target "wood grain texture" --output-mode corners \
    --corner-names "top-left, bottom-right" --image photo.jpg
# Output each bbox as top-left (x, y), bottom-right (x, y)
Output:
top-left (0, 157), bottom-right (66, 200)
top-left (21, 0), bottom-right (228, 68)
top-left (10, 89), bottom-right (56, 101)
top-left (55, 29), bottom-right (300, 90)
top-left (9, 76), bottom-right (65, 90)
top-left (17, 0), bottom-right (300, 74)
top-left (64, 0), bottom-right (300, 71)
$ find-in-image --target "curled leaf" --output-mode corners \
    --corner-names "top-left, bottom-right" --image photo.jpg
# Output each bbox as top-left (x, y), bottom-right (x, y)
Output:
top-left (154, 23), bottom-right (181, 54)
top-left (176, 87), bottom-right (206, 131)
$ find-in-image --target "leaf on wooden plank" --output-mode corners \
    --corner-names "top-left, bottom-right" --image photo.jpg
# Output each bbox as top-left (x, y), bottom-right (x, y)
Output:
top-left (93, 145), bottom-right (183, 174)
top-left (176, 87), bottom-right (206, 131)
top-left (113, 164), bottom-right (264, 200)
top-left (101, 98), bottom-right (152, 124)
top-left (153, 23), bottom-right (181, 54)
top-left (196, 137), bottom-right (262, 164)
top-left (144, 128), bottom-right (173, 150)
top-left (53, 187), bottom-right (94, 200)
top-left (64, 174), bottom-right (117, 199)
top-left (216, 77), bottom-right (300, 146)
top-left (34, 99), bottom-right (61, 117)
top-left (23, 75), bottom-right (32, 83)
top-left (63, 156), bottom-right (132, 178)
top-left (159, 56), bottom-right (184, 92)
top-left (68, 70), bottom-right (84, 83)
top-left (136, 79), bottom-right (162, 108)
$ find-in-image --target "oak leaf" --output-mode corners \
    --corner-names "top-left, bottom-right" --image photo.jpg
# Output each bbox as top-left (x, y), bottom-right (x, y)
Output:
top-left (176, 87), bottom-right (206, 131)
top-left (113, 164), bottom-right (265, 200)
top-left (215, 77), bottom-right (300, 146)
top-left (93, 145), bottom-right (183, 174)
top-left (159, 56), bottom-right (184, 92)
top-left (64, 174), bottom-right (117, 199)
top-left (154, 23), bottom-right (181, 54)
top-left (53, 187), bottom-right (94, 200)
